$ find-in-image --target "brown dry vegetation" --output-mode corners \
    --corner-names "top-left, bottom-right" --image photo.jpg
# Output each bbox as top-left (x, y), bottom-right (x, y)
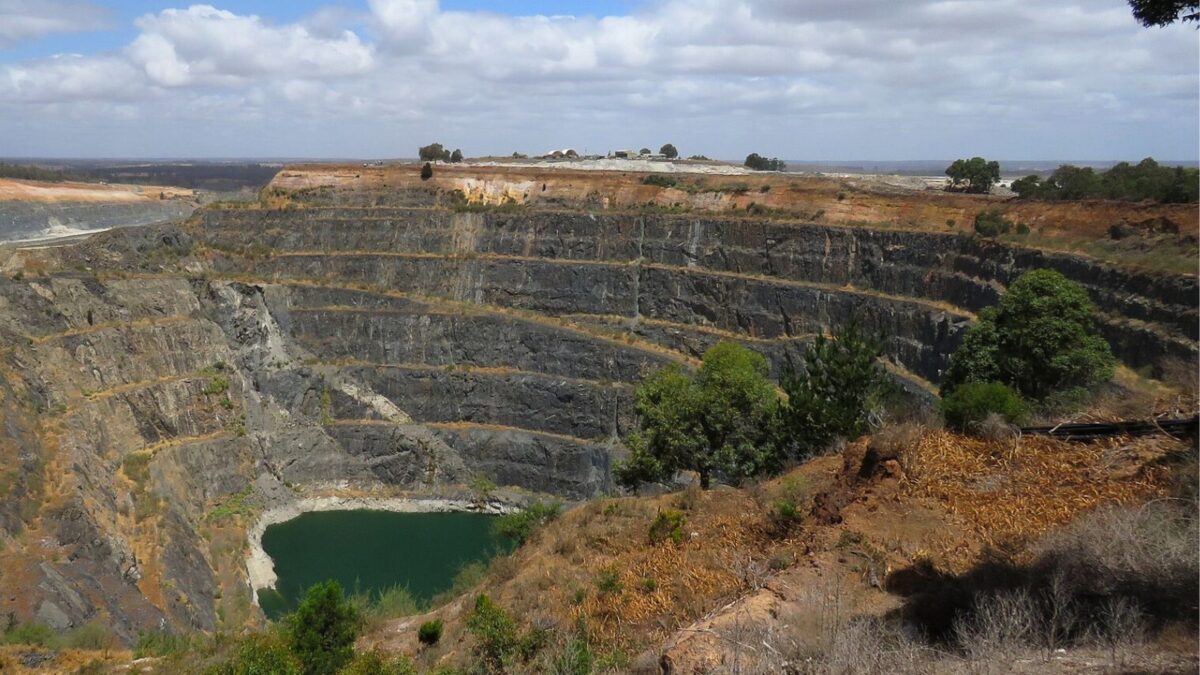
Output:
top-left (358, 425), bottom-right (1193, 673)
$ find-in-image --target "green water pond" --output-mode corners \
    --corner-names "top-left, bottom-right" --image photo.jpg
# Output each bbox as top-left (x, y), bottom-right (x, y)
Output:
top-left (257, 510), bottom-right (511, 619)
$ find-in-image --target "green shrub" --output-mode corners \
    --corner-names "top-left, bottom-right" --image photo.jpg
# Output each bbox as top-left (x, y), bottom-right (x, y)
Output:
top-left (940, 382), bottom-right (1027, 432)
top-left (284, 581), bottom-right (362, 675)
top-left (973, 209), bottom-right (1013, 236)
top-left (941, 269), bottom-right (1115, 400)
top-left (469, 475), bottom-right (497, 501)
top-left (595, 567), bottom-right (622, 595)
top-left (494, 501), bottom-right (562, 546)
top-left (202, 377), bottom-right (230, 396)
top-left (641, 174), bottom-right (677, 188)
top-left (135, 631), bottom-right (194, 658)
top-left (353, 584), bottom-right (420, 625)
top-left (648, 509), bottom-right (686, 545)
top-left (338, 650), bottom-right (416, 675)
top-left (212, 632), bottom-right (301, 675)
top-left (2, 621), bottom-right (53, 646)
top-left (418, 619), bottom-right (443, 646)
top-left (62, 622), bottom-right (114, 650)
top-left (465, 595), bottom-right (519, 674)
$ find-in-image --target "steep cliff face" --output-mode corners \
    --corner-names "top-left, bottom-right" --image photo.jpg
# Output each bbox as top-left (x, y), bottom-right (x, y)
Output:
top-left (0, 175), bottom-right (1193, 645)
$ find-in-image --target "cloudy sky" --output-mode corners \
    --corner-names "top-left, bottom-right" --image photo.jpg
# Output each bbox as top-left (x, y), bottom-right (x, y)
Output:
top-left (0, 0), bottom-right (1196, 160)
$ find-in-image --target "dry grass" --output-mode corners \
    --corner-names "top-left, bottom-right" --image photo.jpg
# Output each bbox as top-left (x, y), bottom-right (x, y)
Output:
top-left (900, 430), bottom-right (1173, 566)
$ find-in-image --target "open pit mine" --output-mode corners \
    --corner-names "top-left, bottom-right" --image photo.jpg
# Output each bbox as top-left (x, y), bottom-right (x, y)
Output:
top-left (0, 163), bottom-right (1194, 654)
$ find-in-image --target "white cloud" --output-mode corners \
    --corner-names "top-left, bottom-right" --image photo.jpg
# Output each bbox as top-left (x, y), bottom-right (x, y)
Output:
top-left (0, 0), bottom-right (1195, 159)
top-left (128, 5), bottom-right (374, 87)
top-left (0, 0), bottom-right (110, 47)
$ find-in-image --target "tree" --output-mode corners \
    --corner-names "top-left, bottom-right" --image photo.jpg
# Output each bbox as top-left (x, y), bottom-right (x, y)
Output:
top-left (420, 162), bottom-right (433, 181)
top-left (660, 143), bottom-right (679, 159)
top-left (1010, 174), bottom-right (1043, 199)
top-left (450, 148), bottom-right (464, 163)
top-left (418, 142), bottom-right (449, 162)
top-left (1128, 0), bottom-right (1198, 26)
top-left (284, 580), bottom-right (362, 675)
top-left (1010, 159), bottom-right (1198, 204)
top-left (945, 157), bottom-right (1001, 194)
top-left (615, 342), bottom-right (781, 489)
top-left (941, 269), bottom-right (1115, 400)
top-left (1047, 164), bottom-right (1102, 200)
top-left (778, 323), bottom-right (888, 457)
top-left (744, 153), bottom-right (786, 171)
top-left (639, 148), bottom-right (652, 156)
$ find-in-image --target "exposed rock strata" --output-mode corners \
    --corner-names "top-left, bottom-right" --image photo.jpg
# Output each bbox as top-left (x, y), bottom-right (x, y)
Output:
top-left (0, 192), bottom-right (1193, 645)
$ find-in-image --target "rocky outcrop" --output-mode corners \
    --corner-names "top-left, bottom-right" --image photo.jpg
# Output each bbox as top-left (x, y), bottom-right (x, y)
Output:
top-left (0, 200), bottom-right (193, 243)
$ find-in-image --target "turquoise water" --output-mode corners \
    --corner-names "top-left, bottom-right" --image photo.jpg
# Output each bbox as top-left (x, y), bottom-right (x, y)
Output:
top-left (257, 510), bottom-right (509, 619)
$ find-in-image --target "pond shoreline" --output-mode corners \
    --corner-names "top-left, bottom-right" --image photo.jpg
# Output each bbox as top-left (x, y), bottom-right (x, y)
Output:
top-left (245, 496), bottom-right (518, 605)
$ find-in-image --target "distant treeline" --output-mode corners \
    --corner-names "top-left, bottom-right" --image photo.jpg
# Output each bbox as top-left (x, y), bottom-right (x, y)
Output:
top-left (1011, 158), bottom-right (1198, 204)
top-left (0, 162), bottom-right (77, 183)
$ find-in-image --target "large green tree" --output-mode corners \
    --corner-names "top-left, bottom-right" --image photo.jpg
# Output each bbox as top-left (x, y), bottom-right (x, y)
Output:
top-left (945, 157), bottom-right (1001, 194)
top-left (941, 269), bottom-right (1115, 400)
top-left (779, 323), bottom-right (888, 456)
top-left (616, 342), bottom-right (780, 489)
top-left (284, 581), bottom-right (362, 675)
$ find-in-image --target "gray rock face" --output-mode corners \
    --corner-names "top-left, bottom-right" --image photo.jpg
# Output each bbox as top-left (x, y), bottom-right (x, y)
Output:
top-left (0, 201), bottom-right (1192, 644)
top-left (0, 200), bottom-right (193, 243)
top-left (202, 208), bottom-right (1196, 373)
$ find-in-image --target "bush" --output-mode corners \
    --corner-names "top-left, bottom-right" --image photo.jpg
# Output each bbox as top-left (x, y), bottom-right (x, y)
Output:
top-left (768, 476), bottom-right (809, 534)
top-left (641, 174), bottom-right (677, 188)
top-left (940, 382), bottom-right (1026, 432)
top-left (465, 595), bottom-right (519, 674)
top-left (973, 209), bottom-right (1013, 236)
top-left (339, 650), bottom-right (417, 675)
top-left (648, 509), bottom-right (686, 545)
top-left (418, 619), bottom-right (444, 646)
top-left (595, 567), bottom-right (622, 594)
top-left (420, 162), bottom-right (433, 181)
top-left (941, 269), bottom-right (1115, 400)
top-left (495, 501), bottom-right (562, 546)
top-left (2, 621), bottom-right (53, 646)
top-left (62, 622), bottom-right (114, 650)
top-left (285, 581), bottom-right (362, 675)
top-left (135, 631), bottom-right (195, 658)
top-left (1034, 502), bottom-right (1198, 624)
top-left (212, 632), bottom-right (301, 675)
top-left (779, 323), bottom-right (888, 457)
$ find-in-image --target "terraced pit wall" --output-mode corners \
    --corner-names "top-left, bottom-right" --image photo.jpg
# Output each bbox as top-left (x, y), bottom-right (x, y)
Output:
top-left (0, 195), bottom-right (1193, 644)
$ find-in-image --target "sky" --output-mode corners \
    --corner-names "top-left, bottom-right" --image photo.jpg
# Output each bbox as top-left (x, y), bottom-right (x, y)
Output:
top-left (0, 0), bottom-right (1196, 160)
